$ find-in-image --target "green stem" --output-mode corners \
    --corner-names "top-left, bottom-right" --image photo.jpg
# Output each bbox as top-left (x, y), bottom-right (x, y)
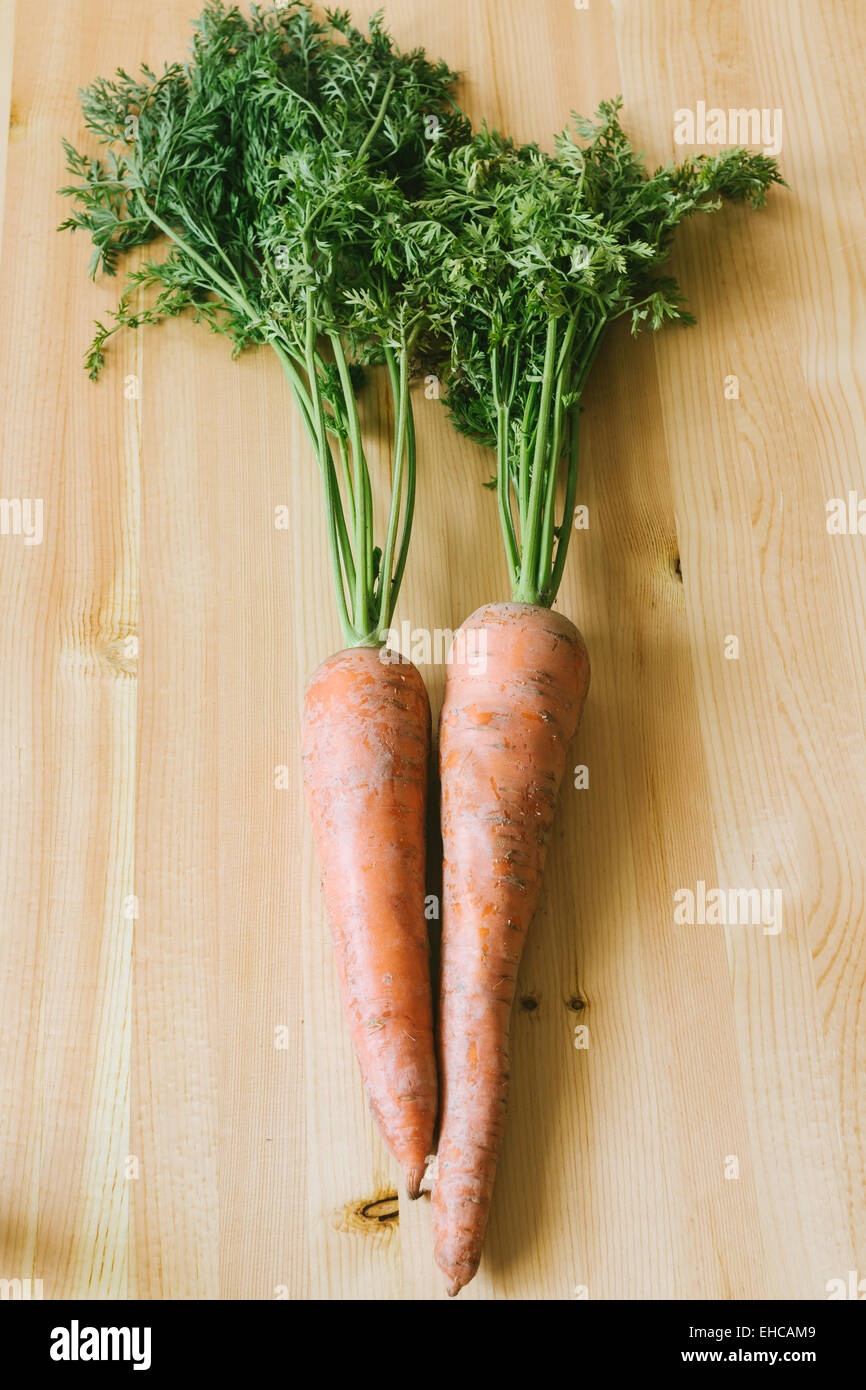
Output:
top-left (319, 375), bottom-right (357, 534)
top-left (271, 339), bottom-right (316, 443)
top-left (144, 200), bottom-right (360, 640)
top-left (505, 316), bottom-right (608, 607)
top-left (336, 432), bottom-right (356, 536)
top-left (329, 331), bottom-right (373, 642)
top-left (515, 317), bottom-right (558, 603)
top-left (536, 391), bottom-right (565, 593)
top-left (388, 395), bottom-right (416, 625)
top-left (498, 409), bottom-right (519, 590)
top-left (297, 310), bottom-right (356, 646)
top-left (573, 316), bottom-right (607, 394)
top-left (491, 349), bottom-right (520, 588)
top-left (136, 196), bottom-right (251, 319)
top-left (537, 316), bottom-right (578, 590)
top-left (356, 71), bottom-right (396, 161)
top-left (377, 344), bottom-right (410, 633)
top-left (540, 319), bottom-right (607, 604)
top-left (518, 380), bottom-right (538, 535)
top-left (545, 406), bottom-right (580, 606)
top-left (271, 335), bottom-right (357, 607)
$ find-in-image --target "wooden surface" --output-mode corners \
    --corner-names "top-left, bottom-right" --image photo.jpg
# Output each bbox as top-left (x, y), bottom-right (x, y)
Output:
top-left (1, 0), bottom-right (864, 1301)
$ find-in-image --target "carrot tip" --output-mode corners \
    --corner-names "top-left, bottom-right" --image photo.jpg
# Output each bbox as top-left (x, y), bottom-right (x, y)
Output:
top-left (404, 1166), bottom-right (424, 1199)
top-left (438, 1258), bottom-right (474, 1297)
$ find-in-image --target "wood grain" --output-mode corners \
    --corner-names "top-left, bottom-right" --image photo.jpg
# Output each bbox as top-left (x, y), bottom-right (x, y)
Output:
top-left (0, 0), bottom-right (863, 1300)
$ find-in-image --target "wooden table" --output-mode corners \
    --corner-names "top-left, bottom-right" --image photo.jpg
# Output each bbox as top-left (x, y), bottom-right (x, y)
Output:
top-left (1, 0), bottom-right (863, 1300)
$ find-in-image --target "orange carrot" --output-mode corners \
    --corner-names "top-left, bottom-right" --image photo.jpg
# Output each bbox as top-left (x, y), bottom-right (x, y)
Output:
top-left (303, 647), bottom-right (437, 1195)
top-left (434, 602), bottom-right (589, 1291)
top-left (423, 109), bottom-right (781, 1293)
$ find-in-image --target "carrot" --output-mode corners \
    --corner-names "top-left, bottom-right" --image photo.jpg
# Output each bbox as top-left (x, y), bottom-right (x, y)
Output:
top-left (433, 603), bottom-right (589, 1290)
top-left (59, 5), bottom-right (461, 1190)
top-left (303, 648), bottom-right (436, 1194)
top-left (57, 6), bottom-right (462, 1192)
top-left (421, 104), bottom-right (781, 1293)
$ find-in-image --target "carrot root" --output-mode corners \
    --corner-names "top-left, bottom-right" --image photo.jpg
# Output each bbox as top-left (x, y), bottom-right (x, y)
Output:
top-left (404, 1167), bottom-right (425, 1200)
top-left (433, 602), bottom-right (590, 1293)
top-left (303, 647), bottom-right (437, 1183)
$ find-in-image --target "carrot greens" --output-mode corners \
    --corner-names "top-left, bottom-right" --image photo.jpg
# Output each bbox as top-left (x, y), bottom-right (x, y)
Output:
top-left (59, 0), bottom-right (466, 645)
top-left (421, 100), bottom-right (785, 606)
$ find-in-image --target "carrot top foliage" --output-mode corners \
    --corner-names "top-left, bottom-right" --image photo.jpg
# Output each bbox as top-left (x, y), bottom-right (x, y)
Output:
top-left (59, 3), bottom-right (785, 621)
top-left (420, 101), bottom-right (785, 605)
top-left (59, 0), bottom-right (468, 646)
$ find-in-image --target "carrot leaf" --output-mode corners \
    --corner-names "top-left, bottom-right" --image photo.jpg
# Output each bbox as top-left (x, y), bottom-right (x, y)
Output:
top-left (420, 97), bottom-right (785, 605)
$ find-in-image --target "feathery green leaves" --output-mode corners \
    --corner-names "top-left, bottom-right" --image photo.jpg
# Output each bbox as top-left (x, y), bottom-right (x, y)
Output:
top-left (59, 0), bottom-right (468, 644)
top-left (420, 98), bottom-right (785, 604)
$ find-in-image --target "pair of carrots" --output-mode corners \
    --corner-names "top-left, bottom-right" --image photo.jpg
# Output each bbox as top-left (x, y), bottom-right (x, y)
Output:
top-left (303, 106), bottom-right (783, 1296)
top-left (303, 600), bottom-right (589, 1295)
top-left (58, 0), bottom-right (783, 1303)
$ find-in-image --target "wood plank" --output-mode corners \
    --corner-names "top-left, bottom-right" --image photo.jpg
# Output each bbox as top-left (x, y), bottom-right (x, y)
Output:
top-left (0, 0), bottom-right (863, 1301)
